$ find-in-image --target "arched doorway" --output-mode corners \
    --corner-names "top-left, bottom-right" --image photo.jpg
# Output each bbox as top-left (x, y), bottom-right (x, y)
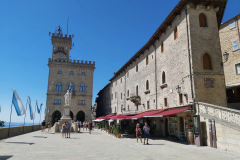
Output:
top-left (52, 110), bottom-right (61, 124)
top-left (76, 111), bottom-right (85, 122)
top-left (70, 111), bottom-right (74, 120)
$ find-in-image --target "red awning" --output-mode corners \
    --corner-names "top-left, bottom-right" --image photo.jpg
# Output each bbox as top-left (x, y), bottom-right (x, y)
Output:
top-left (111, 114), bottom-right (130, 120)
top-left (128, 109), bottom-right (163, 119)
top-left (145, 108), bottom-right (188, 117)
top-left (101, 114), bottom-right (115, 119)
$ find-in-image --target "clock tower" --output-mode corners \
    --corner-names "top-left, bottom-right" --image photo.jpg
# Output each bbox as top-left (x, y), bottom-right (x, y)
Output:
top-left (51, 26), bottom-right (72, 61)
top-left (46, 26), bottom-right (95, 129)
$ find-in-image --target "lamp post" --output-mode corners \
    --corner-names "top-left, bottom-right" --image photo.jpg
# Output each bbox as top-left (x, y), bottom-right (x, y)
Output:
top-left (222, 52), bottom-right (229, 65)
top-left (176, 85), bottom-right (181, 94)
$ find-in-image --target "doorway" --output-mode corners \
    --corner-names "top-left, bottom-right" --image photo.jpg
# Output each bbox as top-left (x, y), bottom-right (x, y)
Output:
top-left (76, 111), bottom-right (85, 122)
top-left (165, 118), bottom-right (168, 137)
top-left (52, 110), bottom-right (61, 124)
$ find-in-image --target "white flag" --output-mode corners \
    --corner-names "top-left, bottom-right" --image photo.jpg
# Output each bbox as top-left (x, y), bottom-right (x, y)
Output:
top-left (12, 89), bottom-right (25, 116)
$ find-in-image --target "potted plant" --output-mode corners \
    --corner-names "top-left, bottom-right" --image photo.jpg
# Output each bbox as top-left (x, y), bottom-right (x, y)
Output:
top-left (105, 122), bottom-right (110, 134)
top-left (113, 125), bottom-right (121, 138)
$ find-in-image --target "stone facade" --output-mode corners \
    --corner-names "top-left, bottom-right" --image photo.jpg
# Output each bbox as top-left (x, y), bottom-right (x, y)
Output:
top-left (97, 0), bottom-right (227, 116)
top-left (45, 31), bottom-right (95, 124)
top-left (220, 15), bottom-right (240, 88)
top-left (219, 14), bottom-right (240, 106)
top-left (96, 83), bottom-right (111, 117)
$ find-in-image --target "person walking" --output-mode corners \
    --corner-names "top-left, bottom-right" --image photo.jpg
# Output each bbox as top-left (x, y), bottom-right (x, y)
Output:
top-left (41, 120), bottom-right (46, 132)
top-left (136, 123), bottom-right (142, 145)
top-left (143, 122), bottom-right (150, 145)
top-left (83, 121), bottom-right (85, 131)
top-left (77, 120), bottom-right (81, 132)
top-left (86, 121), bottom-right (88, 131)
top-left (62, 122), bottom-right (67, 138)
top-left (66, 121), bottom-right (71, 138)
top-left (92, 121), bottom-right (94, 130)
top-left (89, 121), bottom-right (93, 134)
top-left (48, 121), bottom-right (51, 132)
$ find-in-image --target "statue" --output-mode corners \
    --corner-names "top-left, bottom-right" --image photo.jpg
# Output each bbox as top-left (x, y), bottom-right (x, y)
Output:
top-left (64, 90), bottom-right (72, 105)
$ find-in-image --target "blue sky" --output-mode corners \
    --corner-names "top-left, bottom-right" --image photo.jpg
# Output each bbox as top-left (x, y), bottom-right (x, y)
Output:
top-left (0, 0), bottom-right (239, 123)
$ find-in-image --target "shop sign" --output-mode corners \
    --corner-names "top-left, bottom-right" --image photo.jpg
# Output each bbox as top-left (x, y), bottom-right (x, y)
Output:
top-left (204, 78), bottom-right (214, 88)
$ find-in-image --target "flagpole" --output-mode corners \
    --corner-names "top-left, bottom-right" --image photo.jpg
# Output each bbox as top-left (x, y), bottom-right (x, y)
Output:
top-left (8, 103), bottom-right (13, 137)
top-left (32, 101), bottom-right (37, 131)
top-left (39, 105), bottom-right (41, 130)
top-left (23, 102), bottom-right (28, 133)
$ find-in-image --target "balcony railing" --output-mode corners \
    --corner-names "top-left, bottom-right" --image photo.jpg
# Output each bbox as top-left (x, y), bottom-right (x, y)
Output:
top-left (196, 102), bottom-right (240, 128)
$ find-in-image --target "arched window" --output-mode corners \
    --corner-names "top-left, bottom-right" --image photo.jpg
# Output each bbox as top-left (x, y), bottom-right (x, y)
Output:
top-left (161, 41), bottom-right (164, 53)
top-left (58, 70), bottom-right (62, 74)
top-left (174, 27), bottom-right (178, 40)
top-left (127, 90), bottom-right (129, 97)
top-left (146, 80), bottom-right (149, 90)
top-left (80, 83), bottom-right (85, 92)
top-left (146, 56), bottom-right (149, 65)
top-left (199, 13), bottom-right (207, 27)
top-left (203, 53), bottom-right (212, 69)
top-left (136, 86), bottom-right (138, 96)
top-left (136, 64), bottom-right (138, 72)
top-left (121, 93), bottom-right (122, 99)
top-left (56, 82), bottom-right (62, 91)
top-left (68, 83), bottom-right (74, 91)
top-left (162, 72), bottom-right (166, 84)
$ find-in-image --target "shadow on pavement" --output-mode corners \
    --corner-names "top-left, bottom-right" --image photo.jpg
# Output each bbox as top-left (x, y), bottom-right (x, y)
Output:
top-left (5, 142), bottom-right (34, 145)
top-left (0, 155), bottom-right (13, 160)
top-left (33, 136), bottom-right (47, 138)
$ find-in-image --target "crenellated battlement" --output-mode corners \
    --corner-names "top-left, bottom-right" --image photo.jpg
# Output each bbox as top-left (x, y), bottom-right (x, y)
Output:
top-left (51, 33), bottom-right (72, 39)
top-left (48, 58), bottom-right (95, 66)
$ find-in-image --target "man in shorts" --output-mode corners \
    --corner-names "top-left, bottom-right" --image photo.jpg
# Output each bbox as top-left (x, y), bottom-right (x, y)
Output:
top-left (66, 121), bottom-right (71, 138)
top-left (143, 122), bottom-right (150, 145)
top-left (41, 120), bottom-right (46, 132)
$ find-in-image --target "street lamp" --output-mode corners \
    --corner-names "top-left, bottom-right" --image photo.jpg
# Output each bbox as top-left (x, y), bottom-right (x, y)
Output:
top-left (176, 85), bottom-right (181, 94)
top-left (222, 52), bottom-right (229, 65)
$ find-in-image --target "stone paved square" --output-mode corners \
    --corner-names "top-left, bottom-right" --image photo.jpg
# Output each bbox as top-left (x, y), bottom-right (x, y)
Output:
top-left (0, 130), bottom-right (240, 160)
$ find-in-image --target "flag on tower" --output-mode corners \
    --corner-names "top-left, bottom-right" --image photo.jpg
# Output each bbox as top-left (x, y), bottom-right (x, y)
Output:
top-left (12, 89), bottom-right (25, 116)
top-left (27, 96), bottom-right (34, 120)
top-left (68, 82), bottom-right (73, 91)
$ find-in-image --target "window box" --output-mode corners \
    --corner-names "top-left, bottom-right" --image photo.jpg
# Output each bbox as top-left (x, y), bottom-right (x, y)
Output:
top-left (160, 83), bottom-right (168, 89)
top-left (130, 96), bottom-right (140, 103)
top-left (144, 90), bottom-right (150, 94)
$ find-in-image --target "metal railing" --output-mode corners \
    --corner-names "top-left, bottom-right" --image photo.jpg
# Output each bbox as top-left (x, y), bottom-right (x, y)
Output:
top-left (196, 102), bottom-right (240, 127)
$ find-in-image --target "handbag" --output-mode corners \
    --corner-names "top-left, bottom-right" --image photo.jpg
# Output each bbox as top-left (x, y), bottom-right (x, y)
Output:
top-left (139, 128), bottom-right (142, 134)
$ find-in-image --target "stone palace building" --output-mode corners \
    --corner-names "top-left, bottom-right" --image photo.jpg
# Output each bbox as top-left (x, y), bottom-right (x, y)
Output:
top-left (45, 27), bottom-right (95, 124)
top-left (97, 0), bottom-right (227, 116)
top-left (95, 0), bottom-right (240, 153)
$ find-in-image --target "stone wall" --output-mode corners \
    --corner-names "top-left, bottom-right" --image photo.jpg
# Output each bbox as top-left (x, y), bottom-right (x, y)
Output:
top-left (0, 125), bottom-right (40, 139)
top-left (200, 117), bottom-right (240, 154)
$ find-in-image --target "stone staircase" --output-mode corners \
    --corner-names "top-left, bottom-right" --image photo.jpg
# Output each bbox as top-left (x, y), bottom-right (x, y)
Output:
top-left (195, 102), bottom-right (240, 154)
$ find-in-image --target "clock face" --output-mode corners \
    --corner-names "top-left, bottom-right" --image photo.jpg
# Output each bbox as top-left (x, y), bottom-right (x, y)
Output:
top-left (58, 54), bottom-right (63, 58)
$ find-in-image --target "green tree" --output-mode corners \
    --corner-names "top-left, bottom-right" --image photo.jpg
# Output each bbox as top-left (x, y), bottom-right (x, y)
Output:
top-left (0, 121), bottom-right (5, 127)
